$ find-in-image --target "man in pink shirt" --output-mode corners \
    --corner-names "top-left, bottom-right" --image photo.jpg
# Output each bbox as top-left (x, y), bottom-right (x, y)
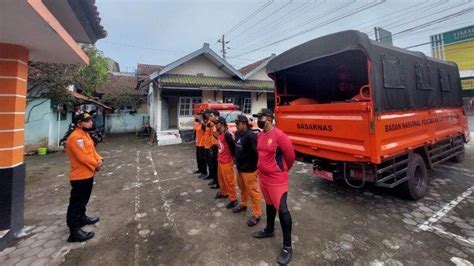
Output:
top-left (251, 109), bottom-right (295, 265)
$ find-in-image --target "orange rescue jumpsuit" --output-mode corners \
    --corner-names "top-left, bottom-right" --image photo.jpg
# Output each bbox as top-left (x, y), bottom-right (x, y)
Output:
top-left (66, 128), bottom-right (102, 180)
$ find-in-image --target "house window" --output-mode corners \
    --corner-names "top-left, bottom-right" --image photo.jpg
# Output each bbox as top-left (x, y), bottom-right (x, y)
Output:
top-left (243, 98), bottom-right (252, 114)
top-left (179, 97), bottom-right (202, 116)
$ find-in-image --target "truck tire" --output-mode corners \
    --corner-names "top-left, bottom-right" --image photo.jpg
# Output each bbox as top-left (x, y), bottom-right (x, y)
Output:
top-left (449, 151), bottom-right (464, 163)
top-left (401, 153), bottom-right (428, 200)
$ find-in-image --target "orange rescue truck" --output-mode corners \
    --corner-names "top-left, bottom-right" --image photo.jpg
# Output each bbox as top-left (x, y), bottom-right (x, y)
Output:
top-left (267, 30), bottom-right (470, 200)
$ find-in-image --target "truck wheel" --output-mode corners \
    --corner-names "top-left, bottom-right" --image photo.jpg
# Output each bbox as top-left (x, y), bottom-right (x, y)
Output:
top-left (401, 153), bottom-right (428, 200)
top-left (449, 151), bottom-right (464, 163)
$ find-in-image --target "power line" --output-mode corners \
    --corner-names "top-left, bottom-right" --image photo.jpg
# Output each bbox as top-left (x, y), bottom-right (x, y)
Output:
top-left (229, 1), bottom-right (295, 42)
top-left (355, 1), bottom-right (433, 33)
top-left (100, 41), bottom-right (186, 53)
top-left (362, 0), bottom-right (452, 34)
top-left (230, 0), bottom-right (357, 53)
top-left (380, 7), bottom-right (474, 41)
top-left (231, 0), bottom-right (386, 58)
top-left (377, 1), bottom-right (472, 37)
top-left (230, 0), bottom-right (315, 47)
top-left (224, 0), bottom-right (274, 36)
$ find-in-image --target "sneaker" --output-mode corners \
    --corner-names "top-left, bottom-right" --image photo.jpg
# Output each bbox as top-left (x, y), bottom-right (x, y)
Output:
top-left (277, 246), bottom-right (293, 265)
top-left (247, 216), bottom-right (260, 227)
top-left (198, 173), bottom-right (207, 179)
top-left (226, 200), bottom-right (238, 209)
top-left (193, 170), bottom-right (201, 174)
top-left (203, 175), bottom-right (213, 180)
top-left (209, 185), bottom-right (219, 189)
top-left (215, 192), bottom-right (228, 199)
top-left (232, 205), bottom-right (247, 213)
top-left (251, 229), bottom-right (275, 239)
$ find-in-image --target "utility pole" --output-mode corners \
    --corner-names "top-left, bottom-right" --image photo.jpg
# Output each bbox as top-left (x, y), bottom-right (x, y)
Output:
top-left (217, 34), bottom-right (230, 59)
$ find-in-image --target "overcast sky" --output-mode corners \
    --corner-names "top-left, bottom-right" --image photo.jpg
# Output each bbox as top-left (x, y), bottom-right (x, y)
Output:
top-left (95, 0), bottom-right (473, 72)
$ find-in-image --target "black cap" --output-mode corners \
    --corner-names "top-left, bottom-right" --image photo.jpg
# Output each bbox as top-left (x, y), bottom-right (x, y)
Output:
top-left (74, 112), bottom-right (93, 124)
top-left (213, 116), bottom-right (226, 124)
top-left (235, 115), bottom-right (249, 123)
top-left (252, 108), bottom-right (273, 118)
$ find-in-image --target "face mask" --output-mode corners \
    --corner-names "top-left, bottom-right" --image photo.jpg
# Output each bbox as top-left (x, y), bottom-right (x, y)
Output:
top-left (257, 120), bottom-right (266, 129)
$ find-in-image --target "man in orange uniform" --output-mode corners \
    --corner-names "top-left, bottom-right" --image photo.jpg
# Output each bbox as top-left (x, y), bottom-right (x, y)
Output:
top-left (65, 112), bottom-right (103, 242)
top-left (194, 115), bottom-right (207, 178)
top-left (232, 115), bottom-right (261, 227)
top-left (203, 110), bottom-right (219, 188)
top-left (213, 117), bottom-right (239, 209)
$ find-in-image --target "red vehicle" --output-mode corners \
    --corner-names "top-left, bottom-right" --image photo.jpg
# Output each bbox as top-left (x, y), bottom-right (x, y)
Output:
top-left (267, 30), bottom-right (469, 199)
top-left (193, 102), bottom-right (257, 133)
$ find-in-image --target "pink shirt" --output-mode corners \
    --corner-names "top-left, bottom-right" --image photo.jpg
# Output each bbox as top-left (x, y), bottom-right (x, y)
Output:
top-left (257, 127), bottom-right (295, 186)
top-left (218, 132), bottom-right (234, 164)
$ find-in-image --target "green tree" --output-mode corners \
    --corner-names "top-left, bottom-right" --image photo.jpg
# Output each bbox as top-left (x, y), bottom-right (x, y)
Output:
top-left (74, 45), bottom-right (109, 97)
top-left (28, 45), bottom-right (109, 105)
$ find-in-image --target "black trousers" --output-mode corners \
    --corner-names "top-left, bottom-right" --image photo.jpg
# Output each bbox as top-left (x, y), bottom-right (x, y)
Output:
top-left (196, 146), bottom-right (207, 174)
top-left (207, 145), bottom-right (218, 182)
top-left (264, 192), bottom-right (292, 247)
top-left (67, 177), bottom-right (94, 229)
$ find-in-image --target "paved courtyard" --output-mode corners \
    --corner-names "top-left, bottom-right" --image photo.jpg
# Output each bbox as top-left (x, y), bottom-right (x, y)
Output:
top-left (0, 133), bottom-right (473, 265)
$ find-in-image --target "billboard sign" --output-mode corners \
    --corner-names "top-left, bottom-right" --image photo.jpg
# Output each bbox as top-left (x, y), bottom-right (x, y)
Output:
top-left (442, 25), bottom-right (474, 45)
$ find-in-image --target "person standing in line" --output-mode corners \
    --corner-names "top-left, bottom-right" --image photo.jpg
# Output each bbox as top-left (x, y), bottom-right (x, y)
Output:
top-left (213, 117), bottom-right (239, 209)
top-left (202, 110), bottom-right (212, 180)
top-left (194, 115), bottom-right (207, 178)
top-left (251, 109), bottom-right (295, 265)
top-left (202, 110), bottom-right (220, 188)
top-left (207, 110), bottom-right (220, 189)
top-left (232, 115), bottom-right (261, 227)
top-left (65, 112), bottom-right (102, 242)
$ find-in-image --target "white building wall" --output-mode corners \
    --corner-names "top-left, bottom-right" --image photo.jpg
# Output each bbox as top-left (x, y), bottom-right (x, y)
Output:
top-left (149, 84), bottom-right (163, 132)
top-left (250, 68), bottom-right (272, 81)
top-left (251, 92), bottom-right (268, 114)
top-left (202, 90), bottom-right (223, 102)
top-left (178, 117), bottom-right (194, 130)
top-left (148, 83), bottom-right (155, 130)
top-left (168, 55), bottom-right (230, 78)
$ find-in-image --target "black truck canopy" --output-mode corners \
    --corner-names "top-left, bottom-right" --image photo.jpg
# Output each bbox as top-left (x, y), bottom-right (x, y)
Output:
top-left (267, 30), bottom-right (463, 112)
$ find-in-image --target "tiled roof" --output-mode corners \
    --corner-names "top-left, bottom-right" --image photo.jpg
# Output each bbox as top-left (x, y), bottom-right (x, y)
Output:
top-left (70, 91), bottom-right (112, 110)
top-left (137, 64), bottom-right (164, 76)
top-left (158, 74), bottom-right (273, 92)
top-left (96, 73), bottom-right (139, 94)
top-left (239, 56), bottom-right (273, 75)
top-left (84, 0), bottom-right (107, 39)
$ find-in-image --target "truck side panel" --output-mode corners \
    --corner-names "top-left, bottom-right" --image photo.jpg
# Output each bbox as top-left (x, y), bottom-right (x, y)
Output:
top-left (375, 108), bottom-right (467, 162)
top-left (276, 102), bottom-right (372, 162)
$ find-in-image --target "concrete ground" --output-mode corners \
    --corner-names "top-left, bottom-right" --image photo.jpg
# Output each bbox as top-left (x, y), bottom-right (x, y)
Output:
top-left (0, 133), bottom-right (473, 266)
